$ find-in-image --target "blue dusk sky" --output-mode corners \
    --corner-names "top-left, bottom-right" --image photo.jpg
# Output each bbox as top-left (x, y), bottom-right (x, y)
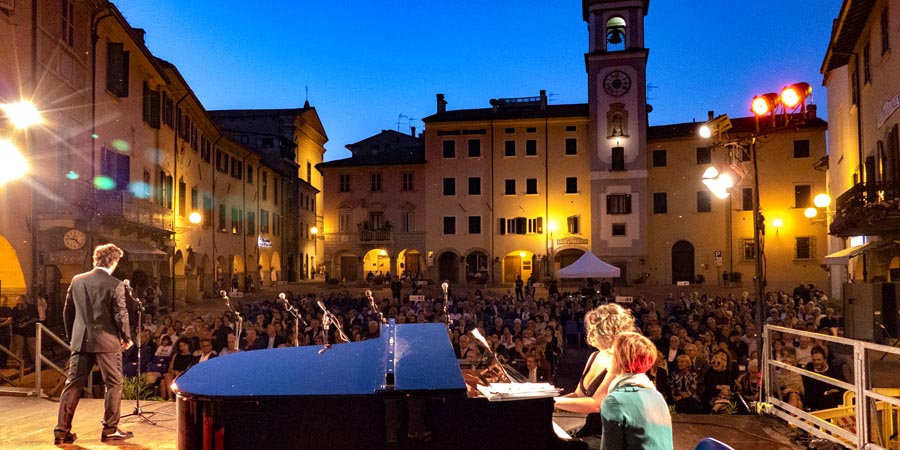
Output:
top-left (114, 0), bottom-right (845, 161)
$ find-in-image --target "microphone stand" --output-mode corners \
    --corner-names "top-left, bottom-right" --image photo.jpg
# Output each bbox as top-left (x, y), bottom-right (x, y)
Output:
top-left (442, 282), bottom-right (451, 332)
top-left (317, 301), bottom-right (349, 354)
top-left (366, 290), bottom-right (384, 325)
top-left (222, 291), bottom-right (243, 353)
top-left (121, 288), bottom-right (157, 425)
top-left (279, 294), bottom-right (306, 347)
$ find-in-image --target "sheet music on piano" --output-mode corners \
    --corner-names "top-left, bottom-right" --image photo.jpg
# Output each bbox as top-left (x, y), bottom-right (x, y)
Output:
top-left (475, 382), bottom-right (561, 401)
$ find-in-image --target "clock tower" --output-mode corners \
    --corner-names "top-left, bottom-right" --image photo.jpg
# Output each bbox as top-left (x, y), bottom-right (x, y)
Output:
top-left (584, 0), bottom-right (650, 280)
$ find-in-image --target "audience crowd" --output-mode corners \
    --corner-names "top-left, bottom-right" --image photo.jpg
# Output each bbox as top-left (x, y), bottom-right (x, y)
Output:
top-left (118, 280), bottom-right (847, 412)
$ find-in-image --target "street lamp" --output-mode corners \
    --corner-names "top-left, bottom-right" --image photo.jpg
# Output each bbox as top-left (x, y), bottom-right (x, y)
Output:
top-left (547, 221), bottom-right (557, 278)
top-left (1, 101), bottom-right (42, 129)
top-left (700, 82), bottom-right (813, 401)
top-left (188, 211), bottom-right (202, 224)
top-left (310, 226), bottom-right (318, 279)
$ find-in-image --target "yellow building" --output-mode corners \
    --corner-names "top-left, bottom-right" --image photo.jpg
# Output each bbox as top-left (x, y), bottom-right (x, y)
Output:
top-left (317, 130), bottom-right (426, 283)
top-left (0, 1), bottom-right (321, 319)
top-left (407, 0), bottom-right (830, 293)
top-left (422, 92), bottom-right (592, 284)
top-left (646, 117), bottom-right (829, 292)
top-left (822, 0), bottom-right (900, 338)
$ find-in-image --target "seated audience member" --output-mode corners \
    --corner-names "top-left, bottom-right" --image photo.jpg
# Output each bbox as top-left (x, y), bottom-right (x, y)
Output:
top-left (241, 327), bottom-right (265, 351)
top-left (219, 333), bottom-right (240, 356)
top-left (599, 332), bottom-right (673, 450)
top-left (802, 346), bottom-right (846, 411)
top-left (775, 346), bottom-right (804, 410)
top-left (735, 360), bottom-right (761, 404)
top-left (646, 350), bottom-right (670, 402)
top-left (669, 355), bottom-right (703, 413)
top-left (194, 338), bottom-right (217, 363)
top-left (525, 354), bottom-right (549, 382)
top-left (702, 351), bottom-right (735, 413)
top-left (161, 338), bottom-right (195, 401)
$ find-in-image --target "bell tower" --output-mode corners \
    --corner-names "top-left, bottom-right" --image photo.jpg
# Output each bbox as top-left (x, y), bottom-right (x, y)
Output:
top-left (584, 0), bottom-right (650, 277)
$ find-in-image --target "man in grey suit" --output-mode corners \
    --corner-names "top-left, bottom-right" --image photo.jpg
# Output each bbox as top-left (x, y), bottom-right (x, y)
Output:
top-left (54, 244), bottom-right (134, 444)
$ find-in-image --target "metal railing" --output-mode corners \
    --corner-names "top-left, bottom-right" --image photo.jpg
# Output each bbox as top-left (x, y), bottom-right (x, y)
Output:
top-left (762, 325), bottom-right (900, 450)
top-left (0, 342), bottom-right (25, 386)
top-left (34, 322), bottom-right (74, 398)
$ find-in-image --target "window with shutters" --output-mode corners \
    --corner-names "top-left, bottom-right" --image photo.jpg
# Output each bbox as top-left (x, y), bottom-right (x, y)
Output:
top-left (795, 236), bottom-right (815, 260)
top-left (100, 147), bottom-right (130, 191)
top-left (606, 194), bottom-right (632, 214)
top-left (142, 82), bottom-right (161, 129)
top-left (567, 215), bottom-right (580, 234)
top-left (106, 43), bottom-right (129, 97)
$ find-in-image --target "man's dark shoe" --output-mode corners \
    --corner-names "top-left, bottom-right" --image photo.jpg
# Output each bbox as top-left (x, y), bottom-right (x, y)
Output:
top-left (53, 430), bottom-right (77, 444)
top-left (100, 428), bottom-right (133, 442)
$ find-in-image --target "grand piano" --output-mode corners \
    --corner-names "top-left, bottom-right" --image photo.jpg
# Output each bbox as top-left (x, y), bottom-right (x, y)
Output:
top-left (174, 320), bottom-right (586, 450)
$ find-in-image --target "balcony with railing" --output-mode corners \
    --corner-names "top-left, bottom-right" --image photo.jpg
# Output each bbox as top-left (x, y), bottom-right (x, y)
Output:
top-left (830, 182), bottom-right (900, 237)
top-left (94, 191), bottom-right (174, 232)
top-left (359, 229), bottom-right (393, 243)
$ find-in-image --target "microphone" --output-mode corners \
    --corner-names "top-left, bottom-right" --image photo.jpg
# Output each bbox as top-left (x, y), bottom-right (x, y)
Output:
top-left (220, 290), bottom-right (228, 299)
top-left (317, 300), bottom-right (328, 314)
top-left (122, 279), bottom-right (130, 287)
top-left (441, 282), bottom-right (449, 294)
top-left (278, 292), bottom-right (288, 306)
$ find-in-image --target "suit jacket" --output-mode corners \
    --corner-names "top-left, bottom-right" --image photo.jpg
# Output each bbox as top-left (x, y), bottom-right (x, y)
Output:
top-left (64, 267), bottom-right (131, 353)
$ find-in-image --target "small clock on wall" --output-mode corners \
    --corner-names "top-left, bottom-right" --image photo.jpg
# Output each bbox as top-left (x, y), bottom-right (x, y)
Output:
top-left (603, 70), bottom-right (631, 97)
top-left (63, 229), bottom-right (86, 250)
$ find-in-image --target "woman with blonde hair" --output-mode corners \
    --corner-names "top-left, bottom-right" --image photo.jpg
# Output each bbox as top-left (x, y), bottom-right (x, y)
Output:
top-left (554, 303), bottom-right (635, 448)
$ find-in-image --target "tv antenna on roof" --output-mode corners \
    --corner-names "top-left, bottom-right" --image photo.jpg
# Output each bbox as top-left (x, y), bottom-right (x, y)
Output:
top-left (396, 113), bottom-right (408, 132)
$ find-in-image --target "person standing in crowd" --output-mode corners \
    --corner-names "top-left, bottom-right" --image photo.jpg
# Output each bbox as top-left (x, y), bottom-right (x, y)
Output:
top-left (11, 295), bottom-right (38, 369)
top-left (55, 244), bottom-right (133, 444)
top-left (514, 275), bottom-right (524, 302)
top-left (554, 303), bottom-right (635, 448)
top-left (0, 296), bottom-right (11, 368)
top-left (600, 332), bottom-right (674, 450)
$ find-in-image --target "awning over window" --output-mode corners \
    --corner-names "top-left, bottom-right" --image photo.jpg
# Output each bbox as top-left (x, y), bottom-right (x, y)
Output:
top-left (824, 242), bottom-right (871, 265)
top-left (100, 237), bottom-right (168, 262)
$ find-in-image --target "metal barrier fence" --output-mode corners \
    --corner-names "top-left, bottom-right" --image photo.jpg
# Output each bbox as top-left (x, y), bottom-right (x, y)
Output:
top-left (34, 322), bottom-right (74, 398)
top-left (762, 324), bottom-right (900, 450)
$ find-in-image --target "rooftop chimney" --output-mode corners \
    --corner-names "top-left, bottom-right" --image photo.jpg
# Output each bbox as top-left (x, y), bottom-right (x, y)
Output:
top-left (436, 94), bottom-right (447, 114)
top-left (540, 90), bottom-right (547, 110)
top-left (807, 104), bottom-right (817, 120)
top-left (410, 126), bottom-right (416, 137)
top-left (133, 28), bottom-right (146, 44)
top-left (707, 110), bottom-right (715, 121)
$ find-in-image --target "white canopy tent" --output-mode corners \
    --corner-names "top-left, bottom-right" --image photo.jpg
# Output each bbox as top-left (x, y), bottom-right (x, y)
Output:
top-left (555, 251), bottom-right (620, 278)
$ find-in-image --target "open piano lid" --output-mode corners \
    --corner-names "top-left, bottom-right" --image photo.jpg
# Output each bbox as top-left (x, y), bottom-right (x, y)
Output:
top-left (173, 321), bottom-right (467, 398)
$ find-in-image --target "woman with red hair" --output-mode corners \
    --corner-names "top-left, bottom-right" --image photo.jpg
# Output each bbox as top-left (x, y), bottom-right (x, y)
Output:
top-left (600, 332), bottom-right (673, 450)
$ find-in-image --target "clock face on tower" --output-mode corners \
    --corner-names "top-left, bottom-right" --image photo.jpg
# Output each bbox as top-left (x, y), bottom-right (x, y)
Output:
top-left (603, 70), bottom-right (631, 97)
